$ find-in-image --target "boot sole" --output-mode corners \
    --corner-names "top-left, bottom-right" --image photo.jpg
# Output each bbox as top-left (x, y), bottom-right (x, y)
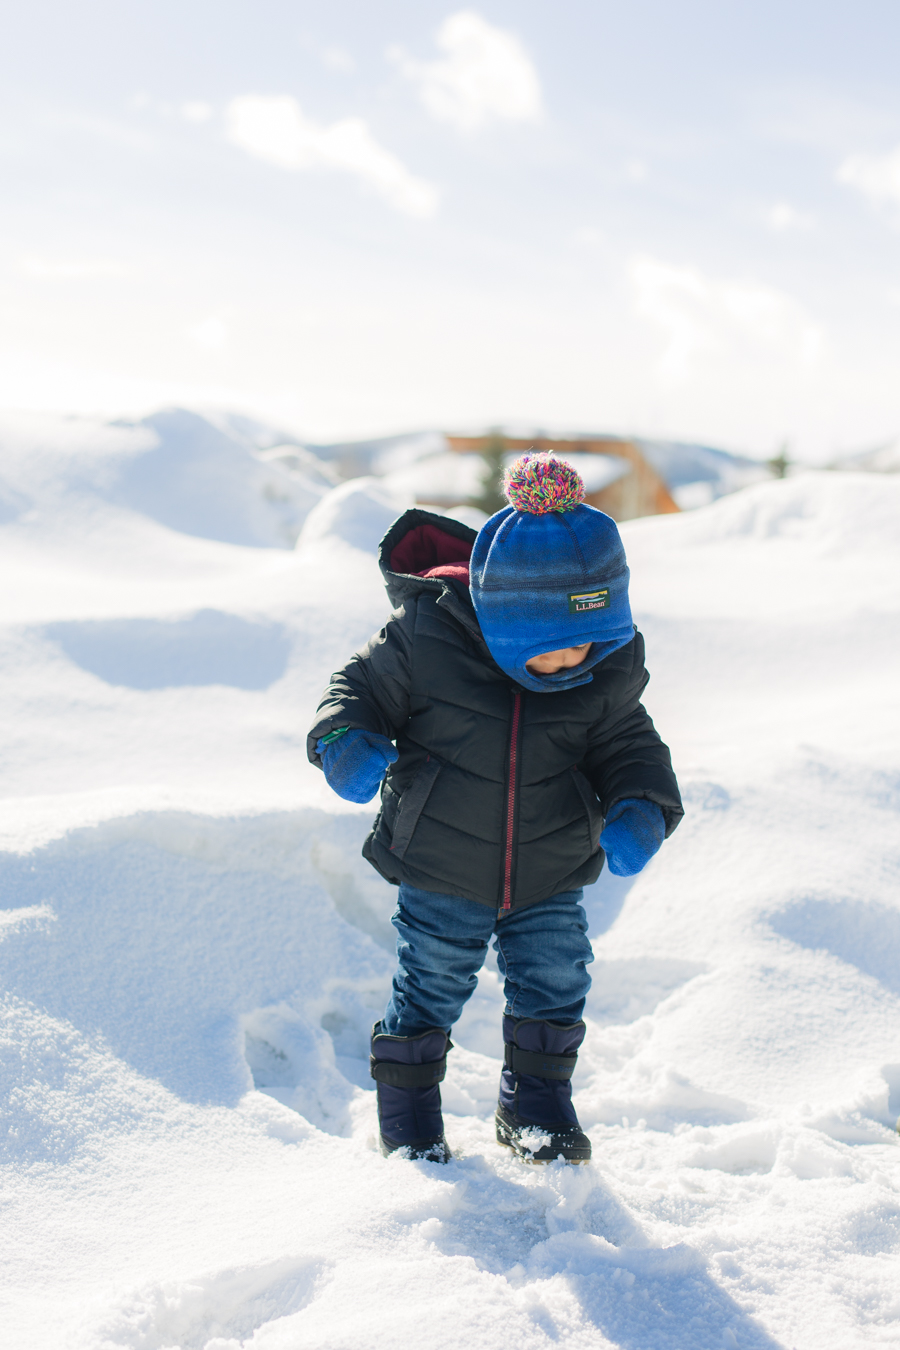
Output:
top-left (495, 1108), bottom-right (591, 1164)
top-left (496, 1136), bottom-right (590, 1165)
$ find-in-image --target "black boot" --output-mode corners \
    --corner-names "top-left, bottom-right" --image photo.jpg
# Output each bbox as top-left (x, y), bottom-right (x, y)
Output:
top-left (495, 1016), bottom-right (591, 1164)
top-left (370, 1023), bottom-right (452, 1162)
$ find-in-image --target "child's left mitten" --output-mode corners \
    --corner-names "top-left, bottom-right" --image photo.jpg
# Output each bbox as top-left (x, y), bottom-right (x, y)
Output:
top-left (599, 798), bottom-right (666, 876)
top-left (316, 728), bottom-right (399, 804)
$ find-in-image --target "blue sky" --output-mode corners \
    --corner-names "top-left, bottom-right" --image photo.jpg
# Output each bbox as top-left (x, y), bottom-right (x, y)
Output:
top-left (4, 1), bottom-right (900, 458)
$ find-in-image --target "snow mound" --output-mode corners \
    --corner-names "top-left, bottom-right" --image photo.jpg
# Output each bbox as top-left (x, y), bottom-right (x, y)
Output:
top-left (110, 409), bottom-right (322, 546)
top-left (0, 407), bottom-right (326, 548)
top-left (624, 471), bottom-right (900, 622)
top-left (669, 469), bottom-right (900, 550)
top-left (298, 476), bottom-right (412, 553)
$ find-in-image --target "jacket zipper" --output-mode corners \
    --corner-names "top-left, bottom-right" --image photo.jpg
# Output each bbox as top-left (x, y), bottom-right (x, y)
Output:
top-left (501, 690), bottom-right (522, 915)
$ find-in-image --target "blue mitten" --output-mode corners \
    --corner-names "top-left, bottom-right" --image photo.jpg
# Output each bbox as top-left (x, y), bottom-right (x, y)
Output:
top-left (600, 798), bottom-right (666, 876)
top-left (316, 727), bottom-right (398, 804)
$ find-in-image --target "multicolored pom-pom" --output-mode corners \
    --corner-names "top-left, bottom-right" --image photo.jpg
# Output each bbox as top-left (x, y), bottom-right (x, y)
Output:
top-left (503, 452), bottom-right (586, 515)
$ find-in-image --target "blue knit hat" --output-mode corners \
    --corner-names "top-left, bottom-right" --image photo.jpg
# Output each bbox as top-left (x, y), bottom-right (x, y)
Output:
top-left (470, 452), bottom-right (634, 693)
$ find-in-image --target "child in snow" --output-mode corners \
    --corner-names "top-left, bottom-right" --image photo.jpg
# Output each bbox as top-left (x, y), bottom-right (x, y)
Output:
top-left (308, 453), bottom-right (682, 1163)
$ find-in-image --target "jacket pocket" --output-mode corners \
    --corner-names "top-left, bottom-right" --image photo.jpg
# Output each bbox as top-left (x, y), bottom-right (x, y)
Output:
top-left (389, 756), bottom-right (442, 860)
top-left (569, 767), bottom-right (603, 853)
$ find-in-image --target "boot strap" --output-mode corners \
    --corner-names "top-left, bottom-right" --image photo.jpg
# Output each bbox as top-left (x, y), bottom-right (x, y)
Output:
top-left (504, 1045), bottom-right (577, 1080)
top-left (370, 1055), bottom-right (447, 1087)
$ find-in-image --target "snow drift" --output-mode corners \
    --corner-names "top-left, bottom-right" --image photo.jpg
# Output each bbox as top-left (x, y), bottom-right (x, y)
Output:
top-left (1, 424), bottom-right (899, 1349)
top-left (0, 407), bottom-right (326, 549)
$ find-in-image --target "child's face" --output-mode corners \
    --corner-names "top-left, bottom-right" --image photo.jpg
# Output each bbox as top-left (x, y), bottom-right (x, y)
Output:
top-left (525, 642), bottom-right (592, 675)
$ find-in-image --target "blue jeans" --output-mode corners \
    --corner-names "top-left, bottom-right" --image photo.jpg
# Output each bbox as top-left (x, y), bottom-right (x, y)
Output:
top-left (382, 884), bottom-right (594, 1036)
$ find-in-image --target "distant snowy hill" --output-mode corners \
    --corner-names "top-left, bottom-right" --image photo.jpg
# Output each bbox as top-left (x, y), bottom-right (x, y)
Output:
top-left (637, 437), bottom-right (771, 508)
top-left (0, 407), bottom-right (329, 549)
top-left (306, 428), bottom-right (772, 513)
top-left (828, 439), bottom-right (900, 474)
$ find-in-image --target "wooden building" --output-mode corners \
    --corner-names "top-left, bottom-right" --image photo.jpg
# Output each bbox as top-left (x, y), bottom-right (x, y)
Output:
top-left (446, 434), bottom-right (679, 522)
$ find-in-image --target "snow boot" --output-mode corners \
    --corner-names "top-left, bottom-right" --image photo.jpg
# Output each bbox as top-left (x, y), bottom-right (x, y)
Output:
top-left (370, 1023), bottom-right (452, 1162)
top-left (495, 1016), bottom-right (591, 1164)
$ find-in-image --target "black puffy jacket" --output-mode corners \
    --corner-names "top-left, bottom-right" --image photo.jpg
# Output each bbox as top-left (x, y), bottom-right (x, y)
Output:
top-left (308, 510), bottom-right (682, 913)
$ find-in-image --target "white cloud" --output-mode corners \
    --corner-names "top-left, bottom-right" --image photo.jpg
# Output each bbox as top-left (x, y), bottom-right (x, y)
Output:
top-left (19, 256), bottom-right (129, 280)
top-left (837, 146), bottom-right (900, 207)
top-left (764, 202), bottom-right (814, 232)
top-left (320, 46), bottom-right (355, 74)
top-left (186, 313), bottom-right (229, 350)
top-left (224, 95), bottom-right (438, 219)
top-left (181, 101), bottom-right (213, 123)
top-left (632, 256), bottom-right (822, 385)
top-left (390, 10), bottom-right (542, 132)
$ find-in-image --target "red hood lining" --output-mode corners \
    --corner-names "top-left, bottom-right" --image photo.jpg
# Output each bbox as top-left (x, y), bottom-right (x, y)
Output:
top-left (420, 562), bottom-right (470, 581)
top-left (389, 523), bottom-right (473, 583)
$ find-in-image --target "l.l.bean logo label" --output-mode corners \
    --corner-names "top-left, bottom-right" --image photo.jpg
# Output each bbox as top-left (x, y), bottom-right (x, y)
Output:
top-left (567, 588), bottom-right (609, 614)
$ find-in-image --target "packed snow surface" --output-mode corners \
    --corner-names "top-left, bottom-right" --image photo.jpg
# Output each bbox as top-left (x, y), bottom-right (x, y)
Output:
top-left (2, 413), bottom-right (899, 1350)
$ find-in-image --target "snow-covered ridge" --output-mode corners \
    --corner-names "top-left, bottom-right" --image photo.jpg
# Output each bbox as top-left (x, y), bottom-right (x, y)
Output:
top-left (830, 438), bottom-right (900, 474)
top-left (0, 406), bottom-right (329, 549)
top-left (0, 407), bottom-right (779, 555)
top-left (1, 420), bottom-right (898, 1349)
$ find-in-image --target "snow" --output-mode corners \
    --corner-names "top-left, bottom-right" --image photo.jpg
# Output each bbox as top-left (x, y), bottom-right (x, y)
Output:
top-left (1, 414), bottom-right (899, 1349)
top-left (638, 439), bottom-right (771, 509)
top-left (297, 476), bottom-right (412, 552)
top-left (0, 408), bottom-right (325, 554)
top-left (829, 440), bottom-right (900, 475)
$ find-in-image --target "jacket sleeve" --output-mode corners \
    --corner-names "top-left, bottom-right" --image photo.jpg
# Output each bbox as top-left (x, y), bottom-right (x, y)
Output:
top-left (307, 604), bottom-right (414, 766)
top-left (581, 632), bottom-right (683, 837)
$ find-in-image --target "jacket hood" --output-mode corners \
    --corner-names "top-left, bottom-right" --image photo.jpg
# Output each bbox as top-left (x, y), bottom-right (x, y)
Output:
top-left (378, 509), bottom-right (479, 628)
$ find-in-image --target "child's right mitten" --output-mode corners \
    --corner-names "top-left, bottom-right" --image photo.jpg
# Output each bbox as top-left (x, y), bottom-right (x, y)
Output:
top-left (599, 798), bottom-right (666, 876)
top-left (316, 727), bottom-right (399, 804)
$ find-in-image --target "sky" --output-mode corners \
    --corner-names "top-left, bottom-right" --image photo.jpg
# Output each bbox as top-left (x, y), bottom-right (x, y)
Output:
top-left (4, 1), bottom-right (900, 459)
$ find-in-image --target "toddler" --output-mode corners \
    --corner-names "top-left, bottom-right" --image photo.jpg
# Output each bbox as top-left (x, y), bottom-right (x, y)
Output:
top-left (309, 454), bottom-right (682, 1163)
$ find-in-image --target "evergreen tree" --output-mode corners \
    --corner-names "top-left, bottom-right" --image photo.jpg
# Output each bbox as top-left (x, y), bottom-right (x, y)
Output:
top-left (468, 431), bottom-right (509, 515)
top-left (768, 442), bottom-right (791, 479)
